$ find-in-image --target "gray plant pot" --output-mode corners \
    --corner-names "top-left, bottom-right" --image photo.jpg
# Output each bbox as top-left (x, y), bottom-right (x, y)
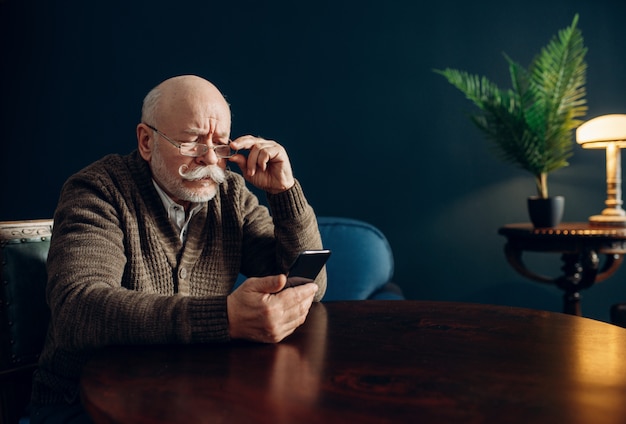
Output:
top-left (527, 196), bottom-right (565, 228)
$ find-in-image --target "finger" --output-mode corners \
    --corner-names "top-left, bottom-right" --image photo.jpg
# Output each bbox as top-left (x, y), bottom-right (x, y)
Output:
top-left (249, 142), bottom-right (279, 171)
top-left (291, 282), bottom-right (320, 300)
top-left (261, 287), bottom-right (316, 342)
top-left (275, 284), bottom-right (317, 320)
top-left (245, 146), bottom-right (261, 177)
top-left (253, 145), bottom-right (273, 173)
top-left (275, 281), bottom-right (318, 299)
top-left (239, 275), bottom-right (287, 296)
top-left (230, 134), bottom-right (260, 150)
top-left (279, 298), bottom-right (315, 334)
top-left (227, 152), bottom-right (247, 171)
top-left (231, 136), bottom-right (280, 173)
top-left (230, 136), bottom-right (271, 156)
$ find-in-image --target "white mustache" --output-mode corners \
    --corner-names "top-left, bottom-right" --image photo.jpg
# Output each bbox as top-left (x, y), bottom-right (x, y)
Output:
top-left (178, 165), bottom-right (226, 184)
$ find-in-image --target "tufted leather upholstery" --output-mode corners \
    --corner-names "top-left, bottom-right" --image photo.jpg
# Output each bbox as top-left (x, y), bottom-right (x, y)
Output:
top-left (0, 220), bottom-right (52, 424)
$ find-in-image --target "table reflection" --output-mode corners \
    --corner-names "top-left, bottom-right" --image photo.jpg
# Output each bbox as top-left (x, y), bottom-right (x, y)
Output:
top-left (265, 304), bottom-right (328, 420)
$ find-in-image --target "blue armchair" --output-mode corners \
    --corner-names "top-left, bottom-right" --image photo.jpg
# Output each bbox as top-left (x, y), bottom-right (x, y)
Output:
top-left (234, 216), bottom-right (403, 300)
top-left (317, 216), bottom-right (402, 301)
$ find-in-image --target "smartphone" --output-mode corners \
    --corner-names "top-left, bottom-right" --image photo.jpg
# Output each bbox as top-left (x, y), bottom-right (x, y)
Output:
top-left (284, 249), bottom-right (331, 289)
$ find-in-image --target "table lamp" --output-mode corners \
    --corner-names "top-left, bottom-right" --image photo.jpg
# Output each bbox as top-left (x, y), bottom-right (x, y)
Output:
top-left (576, 114), bottom-right (626, 226)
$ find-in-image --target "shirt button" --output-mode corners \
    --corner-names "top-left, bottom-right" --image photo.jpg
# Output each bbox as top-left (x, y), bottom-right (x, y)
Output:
top-left (178, 267), bottom-right (188, 280)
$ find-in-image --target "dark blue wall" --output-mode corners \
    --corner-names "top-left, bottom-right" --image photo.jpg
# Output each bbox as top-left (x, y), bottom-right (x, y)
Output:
top-left (2, 0), bottom-right (626, 322)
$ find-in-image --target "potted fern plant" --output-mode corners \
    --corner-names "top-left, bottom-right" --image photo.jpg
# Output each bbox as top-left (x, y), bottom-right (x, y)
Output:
top-left (435, 14), bottom-right (587, 227)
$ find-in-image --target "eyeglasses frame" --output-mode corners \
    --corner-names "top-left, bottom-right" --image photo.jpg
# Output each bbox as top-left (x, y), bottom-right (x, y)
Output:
top-left (144, 123), bottom-right (237, 158)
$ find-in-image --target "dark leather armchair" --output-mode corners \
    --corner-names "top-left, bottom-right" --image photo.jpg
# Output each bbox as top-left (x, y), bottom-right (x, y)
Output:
top-left (0, 220), bottom-right (52, 424)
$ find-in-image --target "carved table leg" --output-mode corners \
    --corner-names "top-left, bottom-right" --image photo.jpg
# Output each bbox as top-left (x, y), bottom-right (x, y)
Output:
top-left (555, 250), bottom-right (599, 316)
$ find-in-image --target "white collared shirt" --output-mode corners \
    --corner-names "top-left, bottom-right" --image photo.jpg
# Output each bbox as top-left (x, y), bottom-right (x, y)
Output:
top-left (152, 181), bottom-right (203, 243)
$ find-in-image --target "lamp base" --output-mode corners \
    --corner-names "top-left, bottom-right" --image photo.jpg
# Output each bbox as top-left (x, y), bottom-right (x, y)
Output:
top-left (589, 214), bottom-right (626, 227)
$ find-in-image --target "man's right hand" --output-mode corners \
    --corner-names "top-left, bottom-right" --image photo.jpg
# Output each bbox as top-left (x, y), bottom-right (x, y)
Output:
top-left (226, 275), bottom-right (318, 343)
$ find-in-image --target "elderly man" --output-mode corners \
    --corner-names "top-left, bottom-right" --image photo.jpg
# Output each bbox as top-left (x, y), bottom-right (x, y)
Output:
top-left (30, 75), bottom-right (326, 423)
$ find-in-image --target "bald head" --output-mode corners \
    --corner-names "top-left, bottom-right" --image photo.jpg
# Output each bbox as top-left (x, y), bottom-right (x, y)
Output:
top-left (141, 75), bottom-right (231, 129)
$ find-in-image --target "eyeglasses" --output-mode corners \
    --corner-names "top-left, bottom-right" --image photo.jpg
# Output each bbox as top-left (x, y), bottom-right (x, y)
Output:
top-left (145, 124), bottom-right (237, 158)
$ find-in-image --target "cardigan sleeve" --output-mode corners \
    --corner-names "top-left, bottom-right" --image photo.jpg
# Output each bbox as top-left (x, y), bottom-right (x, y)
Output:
top-left (238, 179), bottom-right (327, 301)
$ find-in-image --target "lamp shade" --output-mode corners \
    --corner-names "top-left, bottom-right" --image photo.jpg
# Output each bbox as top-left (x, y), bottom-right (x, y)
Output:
top-left (576, 114), bottom-right (626, 148)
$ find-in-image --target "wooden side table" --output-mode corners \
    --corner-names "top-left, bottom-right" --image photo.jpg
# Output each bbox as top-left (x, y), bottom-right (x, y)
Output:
top-left (498, 223), bottom-right (626, 316)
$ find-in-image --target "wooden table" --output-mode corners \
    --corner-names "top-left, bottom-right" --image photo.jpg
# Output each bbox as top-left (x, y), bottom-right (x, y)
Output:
top-left (80, 301), bottom-right (626, 424)
top-left (498, 222), bottom-right (626, 316)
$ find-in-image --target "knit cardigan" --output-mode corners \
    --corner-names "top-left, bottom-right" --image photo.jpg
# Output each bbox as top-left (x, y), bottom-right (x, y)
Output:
top-left (32, 150), bottom-right (326, 405)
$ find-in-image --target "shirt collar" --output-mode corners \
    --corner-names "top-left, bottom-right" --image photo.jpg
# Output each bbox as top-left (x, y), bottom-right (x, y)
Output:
top-left (152, 180), bottom-right (203, 235)
top-left (153, 180), bottom-right (184, 211)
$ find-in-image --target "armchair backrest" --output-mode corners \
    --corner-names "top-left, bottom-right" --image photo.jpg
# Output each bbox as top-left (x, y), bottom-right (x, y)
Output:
top-left (317, 216), bottom-right (400, 301)
top-left (234, 217), bottom-right (401, 300)
top-left (0, 219), bottom-right (52, 424)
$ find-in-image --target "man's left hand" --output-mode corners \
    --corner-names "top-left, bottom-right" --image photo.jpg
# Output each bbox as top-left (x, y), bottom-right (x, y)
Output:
top-left (228, 135), bottom-right (295, 194)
